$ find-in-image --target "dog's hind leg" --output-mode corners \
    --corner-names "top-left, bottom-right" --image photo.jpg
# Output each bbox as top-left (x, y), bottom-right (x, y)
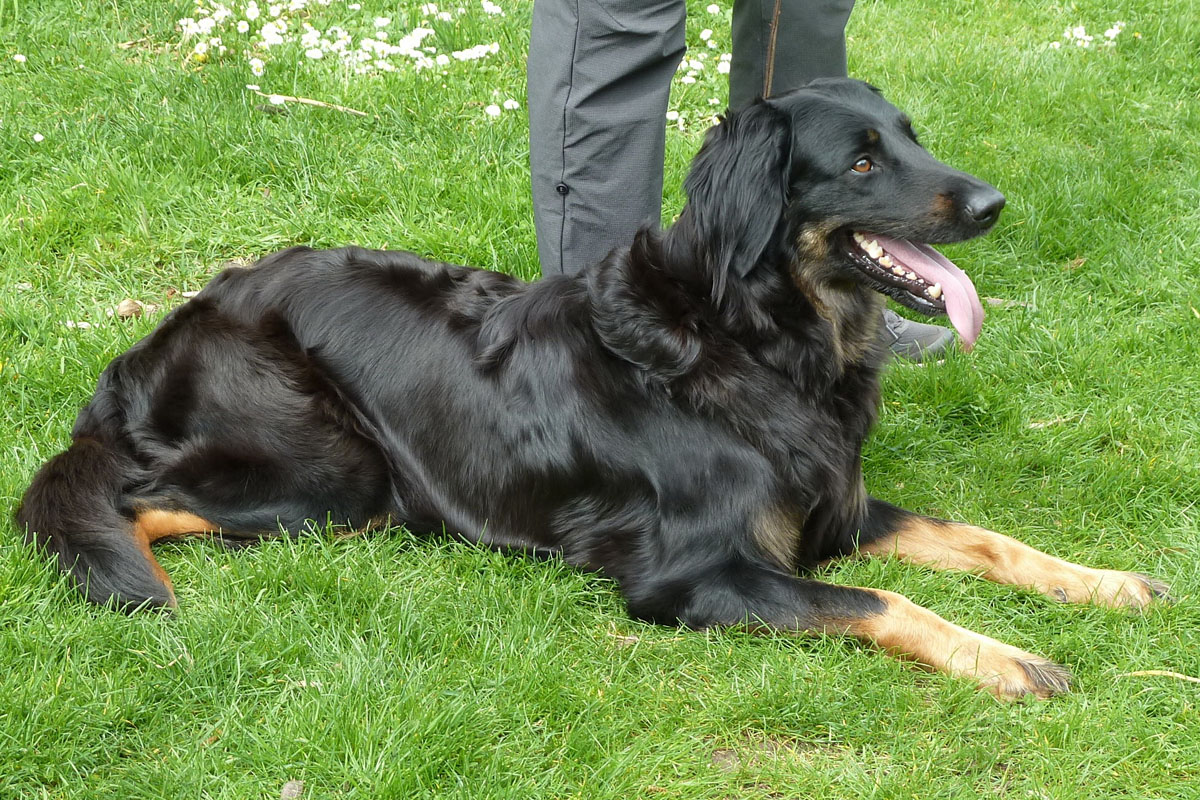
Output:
top-left (630, 562), bottom-right (1070, 700)
top-left (856, 498), bottom-right (1170, 610)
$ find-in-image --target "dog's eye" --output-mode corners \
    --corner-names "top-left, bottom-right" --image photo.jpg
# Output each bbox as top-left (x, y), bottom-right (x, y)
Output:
top-left (851, 158), bottom-right (874, 174)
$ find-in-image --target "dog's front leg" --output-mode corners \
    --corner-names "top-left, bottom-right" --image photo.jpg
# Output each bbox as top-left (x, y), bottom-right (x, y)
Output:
top-left (629, 564), bottom-right (1070, 700)
top-left (856, 498), bottom-right (1170, 610)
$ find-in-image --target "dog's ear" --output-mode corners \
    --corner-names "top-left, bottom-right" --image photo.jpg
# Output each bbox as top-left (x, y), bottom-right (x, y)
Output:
top-left (682, 100), bottom-right (791, 297)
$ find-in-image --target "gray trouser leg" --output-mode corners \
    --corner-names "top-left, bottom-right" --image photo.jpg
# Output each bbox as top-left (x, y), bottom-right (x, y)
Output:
top-left (729, 0), bottom-right (856, 110)
top-left (528, 0), bottom-right (687, 276)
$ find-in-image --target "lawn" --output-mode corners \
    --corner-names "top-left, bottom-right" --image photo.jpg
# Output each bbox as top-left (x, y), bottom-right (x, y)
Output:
top-left (1, 0), bottom-right (1198, 797)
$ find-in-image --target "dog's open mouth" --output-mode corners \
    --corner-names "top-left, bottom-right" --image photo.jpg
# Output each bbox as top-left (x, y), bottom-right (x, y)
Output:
top-left (848, 231), bottom-right (985, 351)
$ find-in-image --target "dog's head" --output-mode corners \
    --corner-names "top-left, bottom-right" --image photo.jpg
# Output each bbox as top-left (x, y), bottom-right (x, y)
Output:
top-left (682, 78), bottom-right (1003, 350)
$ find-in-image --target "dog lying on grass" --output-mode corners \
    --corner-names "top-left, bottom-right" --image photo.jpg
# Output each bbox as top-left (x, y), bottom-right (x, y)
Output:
top-left (17, 79), bottom-right (1169, 699)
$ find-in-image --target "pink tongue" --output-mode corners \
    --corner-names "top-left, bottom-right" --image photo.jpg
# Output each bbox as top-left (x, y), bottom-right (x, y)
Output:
top-left (872, 234), bottom-right (985, 351)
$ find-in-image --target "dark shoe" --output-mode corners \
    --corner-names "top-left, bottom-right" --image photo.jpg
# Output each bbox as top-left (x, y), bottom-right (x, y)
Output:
top-left (883, 309), bottom-right (954, 362)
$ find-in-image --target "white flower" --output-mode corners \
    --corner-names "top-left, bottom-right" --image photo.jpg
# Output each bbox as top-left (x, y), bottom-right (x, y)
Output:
top-left (452, 42), bottom-right (499, 61)
top-left (13, 53), bottom-right (27, 63)
top-left (305, 47), bottom-right (324, 59)
top-left (33, 132), bottom-right (44, 142)
top-left (246, 83), bottom-right (261, 90)
top-left (1048, 41), bottom-right (1061, 49)
top-left (348, 2), bottom-right (360, 9)
top-left (421, 3), bottom-right (439, 13)
top-left (699, 29), bottom-right (712, 41)
top-left (193, 41), bottom-right (209, 55)
top-left (482, 0), bottom-right (504, 15)
top-left (502, 98), bottom-right (520, 110)
top-left (237, 20), bottom-right (250, 33)
top-left (665, 110), bottom-right (679, 121)
top-left (716, 60), bottom-right (730, 74)
top-left (708, 97), bottom-right (720, 105)
top-left (436, 53), bottom-right (449, 65)
top-left (249, 56), bottom-right (265, 76)
top-left (484, 103), bottom-right (501, 117)
top-left (269, 4), bottom-right (283, 18)
top-left (374, 17), bottom-right (390, 27)
top-left (719, 52), bottom-right (731, 61)
top-left (706, 3), bottom-right (720, 12)
top-left (268, 93), bottom-right (286, 104)
top-left (260, 20), bottom-right (285, 46)
top-left (437, 11), bottom-right (452, 21)
top-left (245, 1), bottom-right (260, 21)
top-left (681, 74), bottom-right (696, 84)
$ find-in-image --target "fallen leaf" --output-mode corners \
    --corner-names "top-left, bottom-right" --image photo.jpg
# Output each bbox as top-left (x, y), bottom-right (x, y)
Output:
top-left (280, 779), bottom-right (304, 799)
top-left (116, 299), bottom-right (143, 319)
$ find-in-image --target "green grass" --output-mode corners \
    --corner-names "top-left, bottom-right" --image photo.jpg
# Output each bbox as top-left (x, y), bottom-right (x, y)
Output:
top-left (2, 0), bottom-right (1199, 797)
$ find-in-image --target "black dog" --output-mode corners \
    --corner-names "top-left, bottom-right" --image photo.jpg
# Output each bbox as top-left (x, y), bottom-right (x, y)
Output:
top-left (17, 79), bottom-right (1167, 699)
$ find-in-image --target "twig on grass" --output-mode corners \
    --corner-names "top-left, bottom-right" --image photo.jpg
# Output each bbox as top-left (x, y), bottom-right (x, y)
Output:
top-left (1118, 670), bottom-right (1200, 685)
top-left (248, 89), bottom-right (373, 119)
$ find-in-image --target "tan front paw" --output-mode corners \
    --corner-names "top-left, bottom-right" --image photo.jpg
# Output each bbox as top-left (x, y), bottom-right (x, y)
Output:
top-left (946, 637), bottom-right (1072, 700)
top-left (1047, 569), bottom-right (1171, 611)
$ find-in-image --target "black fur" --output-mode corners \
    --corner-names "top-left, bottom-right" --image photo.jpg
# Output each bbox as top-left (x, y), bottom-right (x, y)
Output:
top-left (17, 80), bottom-right (1002, 632)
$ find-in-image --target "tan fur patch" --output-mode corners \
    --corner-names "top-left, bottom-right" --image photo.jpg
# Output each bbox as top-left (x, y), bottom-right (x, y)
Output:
top-left (753, 506), bottom-right (798, 568)
top-left (795, 226), bottom-right (833, 261)
top-left (932, 192), bottom-right (955, 217)
top-left (133, 509), bottom-right (221, 543)
top-left (859, 516), bottom-right (1165, 610)
top-left (791, 270), bottom-right (884, 369)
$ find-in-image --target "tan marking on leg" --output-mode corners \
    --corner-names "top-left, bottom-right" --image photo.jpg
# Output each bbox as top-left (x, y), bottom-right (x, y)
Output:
top-left (859, 516), bottom-right (1168, 610)
top-left (849, 589), bottom-right (1070, 700)
top-left (133, 509), bottom-right (222, 543)
top-left (753, 507), bottom-right (798, 569)
top-left (334, 514), bottom-right (395, 538)
top-left (126, 512), bottom-right (204, 609)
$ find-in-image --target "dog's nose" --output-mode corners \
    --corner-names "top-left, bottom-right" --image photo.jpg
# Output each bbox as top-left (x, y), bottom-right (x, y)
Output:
top-left (965, 186), bottom-right (1005, 227)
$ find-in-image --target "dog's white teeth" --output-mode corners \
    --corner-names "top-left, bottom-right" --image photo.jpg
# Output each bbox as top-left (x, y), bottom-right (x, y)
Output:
top-left (891, 266), bottom-right (905, 276)
top-left (905, 271), bottom-right (917, 281)
top-left (878, 255), bottom-right (893, 268)
top-left (927, 283), bottom-right (943, 300)
top-left (853, 231), bottom-right (866, 244)
top-left (864, 240), bottom-right (883, 259)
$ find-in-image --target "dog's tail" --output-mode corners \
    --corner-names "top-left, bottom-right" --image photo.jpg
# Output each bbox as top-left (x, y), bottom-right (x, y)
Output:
top-left (15, 436), bottom-right (176, 611)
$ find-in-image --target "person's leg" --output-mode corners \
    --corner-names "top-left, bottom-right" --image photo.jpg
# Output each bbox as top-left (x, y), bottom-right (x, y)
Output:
top-left (528, 0), bottom-right (687, 277)
top-left (729, 0), bottom-right (854, 109)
